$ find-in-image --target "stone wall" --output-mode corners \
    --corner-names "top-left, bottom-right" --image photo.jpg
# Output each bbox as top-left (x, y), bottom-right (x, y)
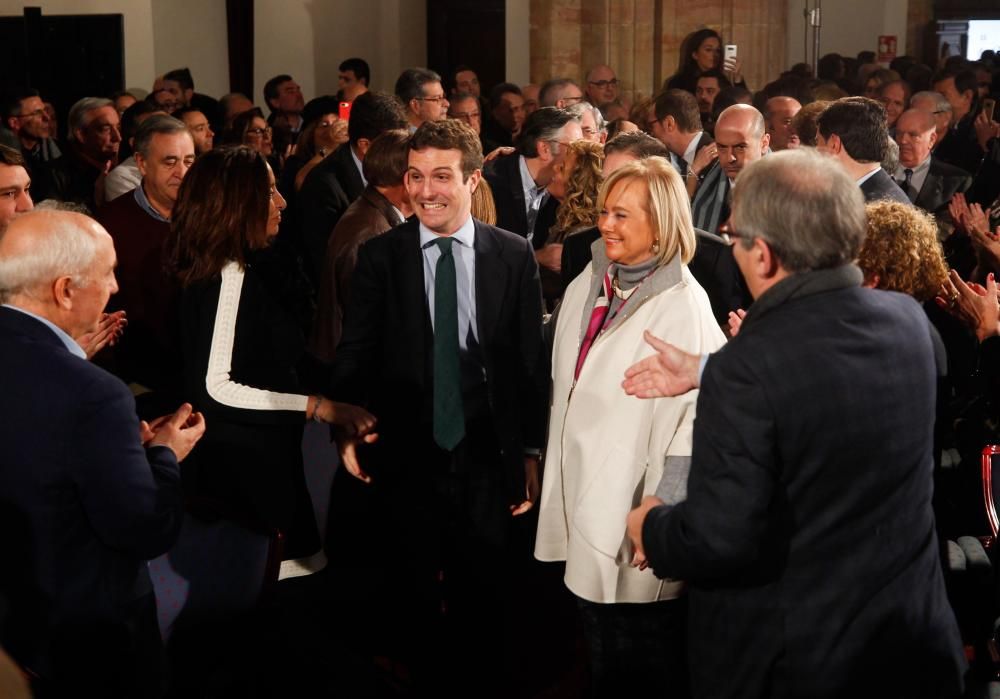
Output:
top-left (530, 0), bottom-right (787, 104)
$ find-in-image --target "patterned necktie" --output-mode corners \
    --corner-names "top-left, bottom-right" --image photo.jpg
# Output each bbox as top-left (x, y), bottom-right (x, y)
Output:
top-left (432, 237), bottom-right (465, 451)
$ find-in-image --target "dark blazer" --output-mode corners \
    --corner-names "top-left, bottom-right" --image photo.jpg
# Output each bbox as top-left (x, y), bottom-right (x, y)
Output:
top-left (560, 226), bottom-right (750, 324)
top-left (296, 142), bottom-right (367, 282)
top-left (670, 131), bottom-right (713, 175)
top-left (483, 152), bottom-right (558, 250)
top-left (642, 268), bottom-right (966, 698)
top-left (330, 218), bottom-right (548, 506)
top-left (0, 306), bottom-right (182, 682)
top-left (913, 157), bottom-right (973, 214)
top-left (309, 185), bottom-right (405, 363)
top-left (935, 112), bottom-right (986, 177)
top-left (179, 264), bottom-right (320, 559)
top-left (860, 168), bottom-right (911, 204)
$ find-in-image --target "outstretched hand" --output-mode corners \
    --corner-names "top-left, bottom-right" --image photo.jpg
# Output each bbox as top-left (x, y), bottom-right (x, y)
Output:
top-left (622, 330), bottom-right (701, 398)
top-left (337, 430), bottom-right (379, 484)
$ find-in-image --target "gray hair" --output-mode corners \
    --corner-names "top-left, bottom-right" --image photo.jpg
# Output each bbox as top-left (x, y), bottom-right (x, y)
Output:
top-left (910, 91), bottom-right (952, 115)
top-left (539, 78), bottom-right (580, 107)
top-left (0, 211), bottom-right (100, 303)
top-left (732, 148), bottom-right (865, 272)
top-left (67, 97), bottom-right (113, 141)
top-left (565, 100), bottom-right (606, 135)
top-left (882, 137), bottom-right (900, 173)
top-left (134, 114), bottom-right (190, 158)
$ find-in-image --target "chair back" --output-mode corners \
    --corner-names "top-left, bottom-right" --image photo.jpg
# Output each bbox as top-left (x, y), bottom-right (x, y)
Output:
top-left (148, 501), bottom-right (283, 642)
top-left (981, 445), bottom-right (1000, 540)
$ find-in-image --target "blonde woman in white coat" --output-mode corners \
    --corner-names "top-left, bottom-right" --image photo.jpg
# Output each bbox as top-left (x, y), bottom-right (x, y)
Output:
top-left (535, 157), bottom-right (726, 695)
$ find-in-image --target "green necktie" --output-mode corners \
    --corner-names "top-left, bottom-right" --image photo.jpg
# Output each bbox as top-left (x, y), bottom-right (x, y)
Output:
top-left (432, 237), bottom-right (465, 451)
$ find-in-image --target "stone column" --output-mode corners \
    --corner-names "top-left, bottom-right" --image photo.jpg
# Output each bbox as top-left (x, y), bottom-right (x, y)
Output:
top-left (530, 0), bottom-right (787, 105)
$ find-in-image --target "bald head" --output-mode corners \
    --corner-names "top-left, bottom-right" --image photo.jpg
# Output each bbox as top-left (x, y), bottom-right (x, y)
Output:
top-left (0, 211), bottom-right (116, 336)
top-left (765, 97), bottom-right (802, 151)
top-left (585, 64), bottom-right (618, 106)
top-left (895, 108), bottom-right (938, 168)
top-left (714, 104), bottom-right (770, 181)
top-left (718, 104), bottom-right (766, 140)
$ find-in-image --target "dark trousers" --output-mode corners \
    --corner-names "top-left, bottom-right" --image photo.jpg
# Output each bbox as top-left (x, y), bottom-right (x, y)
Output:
top-left (576, 596), bottom-right (689, 699)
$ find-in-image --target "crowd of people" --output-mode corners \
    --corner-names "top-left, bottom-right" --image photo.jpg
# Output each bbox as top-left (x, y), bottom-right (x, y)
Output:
top-left (1, 33), bottom-right (999, 698)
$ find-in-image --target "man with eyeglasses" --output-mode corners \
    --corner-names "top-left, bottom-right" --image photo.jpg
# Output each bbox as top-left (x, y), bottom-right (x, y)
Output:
top-left (2, 88), bottom-right (61, 169)
top-left (539, 78), bottom-right (585, 109)
top-left (450, 93), bottom-right (501, 155)
top-left (396, 67), bottom-right (450, 131)
top-left (585, 64), bottom-right (619, 108)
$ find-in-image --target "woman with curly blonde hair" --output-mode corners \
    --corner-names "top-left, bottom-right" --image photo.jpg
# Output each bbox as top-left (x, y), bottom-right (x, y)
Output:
top-left (546, 139), bottom-right (605, 243)
top-left (858, 201), bottom-right (948, 301)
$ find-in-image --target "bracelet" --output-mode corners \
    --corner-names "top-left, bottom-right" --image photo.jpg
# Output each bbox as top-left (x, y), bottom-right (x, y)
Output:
top-left (311, 396), bottom-right (325, 422)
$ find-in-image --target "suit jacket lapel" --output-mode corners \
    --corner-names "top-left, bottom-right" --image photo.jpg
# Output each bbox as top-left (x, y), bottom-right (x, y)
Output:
top-left (504, 155), bottom-right (530, 235)
top-left (473, 222), bottom-right (506, 354)
top-left (916, 173), bottom-right (942, 209)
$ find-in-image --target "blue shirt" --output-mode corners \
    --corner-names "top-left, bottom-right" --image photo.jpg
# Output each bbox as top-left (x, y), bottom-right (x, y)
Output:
top-left (518, 155), bottom-right (549, 242)
top-left (419, 216), bottom-right (478, 350)
top-left (133, 181), bottom-right (169, 222)
top-left (2, 304), bottom-right (86, 359)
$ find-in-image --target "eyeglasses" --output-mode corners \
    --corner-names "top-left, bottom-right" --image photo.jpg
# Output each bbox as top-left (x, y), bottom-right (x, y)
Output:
top-left (417, 95), bottom-right (447, 103)
top-left (561, 95), bottom-right (584, 106)
top-left (246, 126), bottom-right (273, 138)
top-left (588, 79), bottom-right (618, 88)
top-left (19, 109), bottom-right (47, 120)
top-left (450, 111), bottom-right (480, 120)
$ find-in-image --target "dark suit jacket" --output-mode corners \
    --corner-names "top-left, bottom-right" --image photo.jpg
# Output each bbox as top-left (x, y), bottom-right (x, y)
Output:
top-left (935, 112), bottom-right (986, 177)
top-left (670, 131), bottom-right (713, 175)
top-left (913, 157), bottom-right (973, 214)
top-left (642, 268), bottom-right (966, 698)
top-left (560, 226), bottom-right (750, 324)
top-left (0, 306), bottom-right (182, 680)
top-left (296, 142), bottom-right (367, 282)
top-left (330, 218), bottom-right (548, 508)
top-left (483, 152), bottom-right (557, 250)
top-left (309, 185), bottom-right (405, 362)
top-left (860, 167), bottom-right (911, 204)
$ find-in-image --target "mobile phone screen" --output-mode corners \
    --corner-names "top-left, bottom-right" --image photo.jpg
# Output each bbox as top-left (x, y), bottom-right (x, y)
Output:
top-left (985, 98), bottom-right (996, 123)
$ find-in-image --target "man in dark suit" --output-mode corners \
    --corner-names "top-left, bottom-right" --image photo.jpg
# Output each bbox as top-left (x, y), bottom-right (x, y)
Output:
top-left (483, 106), bottom-right (582, 275)
top-left (296, 90), bottom-right (407, 283)
top-left (933, 67), bottom-right (988, 176)
top-left (649, 89), bottom-right (714, 180)
top-left (0, 210), bottom-right (204, 697)
top-left (623, 149), bottom-right (966, 698)
top-left (329, 120), bottom-right (548, 695)
top-left (894, 108), bottom-right (972, 217)
top-left (817, 96), bottom-right (910, 204)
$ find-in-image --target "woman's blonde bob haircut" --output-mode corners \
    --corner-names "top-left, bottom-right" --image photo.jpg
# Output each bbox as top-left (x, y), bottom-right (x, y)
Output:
top-left (596, 156), bottom-right (696, 266)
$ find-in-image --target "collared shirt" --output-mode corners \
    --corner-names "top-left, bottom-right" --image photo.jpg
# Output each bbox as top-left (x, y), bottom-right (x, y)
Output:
top-left (855, 165), bottom-right (882, 187)
top-left (2, 304), bottom-right (86, 359)
top-left (350, 144), bottom-right (368, 188)
top-left (133, 181), bottom-right (169, 222)
top-left (419, 216), bottom-right (478, 350)
top-left (682, 130), bottom-right (703, 169)
top-left (518, 155), bottom-right (549, 242)
top-left (893, 155), bottom-right (931, 198)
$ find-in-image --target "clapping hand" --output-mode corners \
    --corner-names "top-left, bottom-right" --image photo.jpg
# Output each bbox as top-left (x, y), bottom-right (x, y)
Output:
top-left (78, 310), bottom-right (126, 359)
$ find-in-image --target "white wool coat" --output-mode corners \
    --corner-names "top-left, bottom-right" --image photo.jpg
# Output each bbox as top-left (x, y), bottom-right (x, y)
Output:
top-left (535, 251), bottom-right (726, 603)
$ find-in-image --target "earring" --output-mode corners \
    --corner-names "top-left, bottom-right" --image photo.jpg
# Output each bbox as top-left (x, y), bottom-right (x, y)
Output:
top-left (651, 241), bottom-right (660, 254)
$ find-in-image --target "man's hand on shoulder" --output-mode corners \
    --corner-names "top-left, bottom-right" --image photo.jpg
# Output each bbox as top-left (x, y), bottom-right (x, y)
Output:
top-left (146, 403), bottom-right (206, 462)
